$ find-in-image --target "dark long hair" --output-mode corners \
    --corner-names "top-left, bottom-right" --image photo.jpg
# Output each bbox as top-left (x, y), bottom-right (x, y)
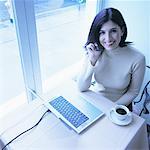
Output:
top-left (85, 7), bottom-right (132, 48)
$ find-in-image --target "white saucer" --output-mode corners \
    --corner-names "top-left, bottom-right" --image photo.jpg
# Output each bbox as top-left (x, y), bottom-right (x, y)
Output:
top-left (108, 109), bottom-right (132, 126)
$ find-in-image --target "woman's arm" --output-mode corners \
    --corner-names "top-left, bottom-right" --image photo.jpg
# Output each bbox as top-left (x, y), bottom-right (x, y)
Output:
top-left (77, 56), bottom-right (95, 91)
top-left (77, 43), bottom-right (101, 92)
top-left (116, 55), bottom-right (146, 106)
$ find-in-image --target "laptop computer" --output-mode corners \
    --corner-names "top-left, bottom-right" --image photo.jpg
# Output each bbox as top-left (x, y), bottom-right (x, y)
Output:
top-left (44, 95), bottom-right (104, 134)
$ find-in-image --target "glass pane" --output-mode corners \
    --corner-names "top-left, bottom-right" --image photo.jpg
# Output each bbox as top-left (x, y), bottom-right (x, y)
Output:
top-left (34, 0), bottom-right (87, 93)
top-left (0, 0), bottom-right (27, 117)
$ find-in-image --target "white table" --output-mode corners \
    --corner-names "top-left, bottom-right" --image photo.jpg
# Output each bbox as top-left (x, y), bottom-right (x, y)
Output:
top-left (0, 80), bottom-right (149, 150)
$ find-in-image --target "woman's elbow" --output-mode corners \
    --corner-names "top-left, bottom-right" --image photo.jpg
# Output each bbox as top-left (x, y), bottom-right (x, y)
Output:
top-left (78, 86), bottom-right (89, 92)
top-left (77, 83), bottom-right (89, 92)
top-left (76, 78), bottom-right (91, 92)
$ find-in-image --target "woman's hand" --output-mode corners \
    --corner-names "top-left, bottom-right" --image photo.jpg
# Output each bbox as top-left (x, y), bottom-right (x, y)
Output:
top-left (85, 43), bottom-right (102, 66)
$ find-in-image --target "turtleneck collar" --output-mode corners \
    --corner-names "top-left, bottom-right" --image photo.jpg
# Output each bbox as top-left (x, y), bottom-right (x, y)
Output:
top-left (104, 46), bottom-right (123, 56)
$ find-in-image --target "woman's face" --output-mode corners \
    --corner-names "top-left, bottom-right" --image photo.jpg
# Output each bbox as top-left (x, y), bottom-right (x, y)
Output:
top-left (99, 20), bottom-right (123, 50)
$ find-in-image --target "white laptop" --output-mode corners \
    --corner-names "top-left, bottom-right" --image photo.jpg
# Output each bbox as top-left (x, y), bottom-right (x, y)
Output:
top-left (44, 95), bottom-right (104, 134)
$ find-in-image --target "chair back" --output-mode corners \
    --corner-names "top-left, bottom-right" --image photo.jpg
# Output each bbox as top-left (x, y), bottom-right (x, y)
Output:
top-left (133, 66), bottom-right (150, 123)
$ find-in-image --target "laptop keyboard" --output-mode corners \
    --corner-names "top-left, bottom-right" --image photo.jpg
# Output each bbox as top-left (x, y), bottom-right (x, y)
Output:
top-left (49, 96), bottom-right (89, 128)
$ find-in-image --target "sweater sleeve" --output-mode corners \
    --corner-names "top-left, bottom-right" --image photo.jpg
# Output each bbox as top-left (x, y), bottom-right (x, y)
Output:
top-left (116, 55), bottom-right (146, 106)
top-left (77, 56), bottom-right (95, 92)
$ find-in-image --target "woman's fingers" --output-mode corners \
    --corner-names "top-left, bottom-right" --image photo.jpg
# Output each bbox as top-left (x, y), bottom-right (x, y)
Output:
top-left (85, 43), bottom-right (102, 63)
top-left (94, 43), bottom-right (101, 51)
top-left (86, 43), bottom-right (95, 51)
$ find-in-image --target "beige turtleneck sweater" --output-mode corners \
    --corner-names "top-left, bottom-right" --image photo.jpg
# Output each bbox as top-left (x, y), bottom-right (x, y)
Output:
top-left (77, 46), bottom-right (146, 106)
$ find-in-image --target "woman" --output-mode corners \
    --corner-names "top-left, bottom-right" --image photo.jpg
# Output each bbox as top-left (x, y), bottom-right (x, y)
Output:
top-left (77, 7), bottom-right (145, 110)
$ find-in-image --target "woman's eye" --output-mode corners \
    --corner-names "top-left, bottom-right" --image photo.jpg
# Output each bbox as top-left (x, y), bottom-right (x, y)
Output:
top-left (99, 31), bottom-right (105, 35)
top-left (111, 29), bottom-right (117, 33)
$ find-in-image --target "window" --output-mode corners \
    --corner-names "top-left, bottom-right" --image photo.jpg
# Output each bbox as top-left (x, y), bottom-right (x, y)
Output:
top-left (0, 0), bottom-right (100, 118)
top-left (0, 0), bottom-right (27, 117)
top-left (34, 0), bottom-right (87, 93)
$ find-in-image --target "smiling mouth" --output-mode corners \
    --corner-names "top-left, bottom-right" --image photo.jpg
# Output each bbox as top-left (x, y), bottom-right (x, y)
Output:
top-left (105, 42), bottom-right (115, 47)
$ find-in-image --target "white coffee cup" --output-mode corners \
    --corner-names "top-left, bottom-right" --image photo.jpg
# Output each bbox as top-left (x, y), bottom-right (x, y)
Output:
top-left (112, 105), bottom-right (130, 121)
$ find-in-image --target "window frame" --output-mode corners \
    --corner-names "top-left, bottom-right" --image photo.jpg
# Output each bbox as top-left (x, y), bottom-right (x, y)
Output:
top-left (13, 0), bottom-right (42, 101)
